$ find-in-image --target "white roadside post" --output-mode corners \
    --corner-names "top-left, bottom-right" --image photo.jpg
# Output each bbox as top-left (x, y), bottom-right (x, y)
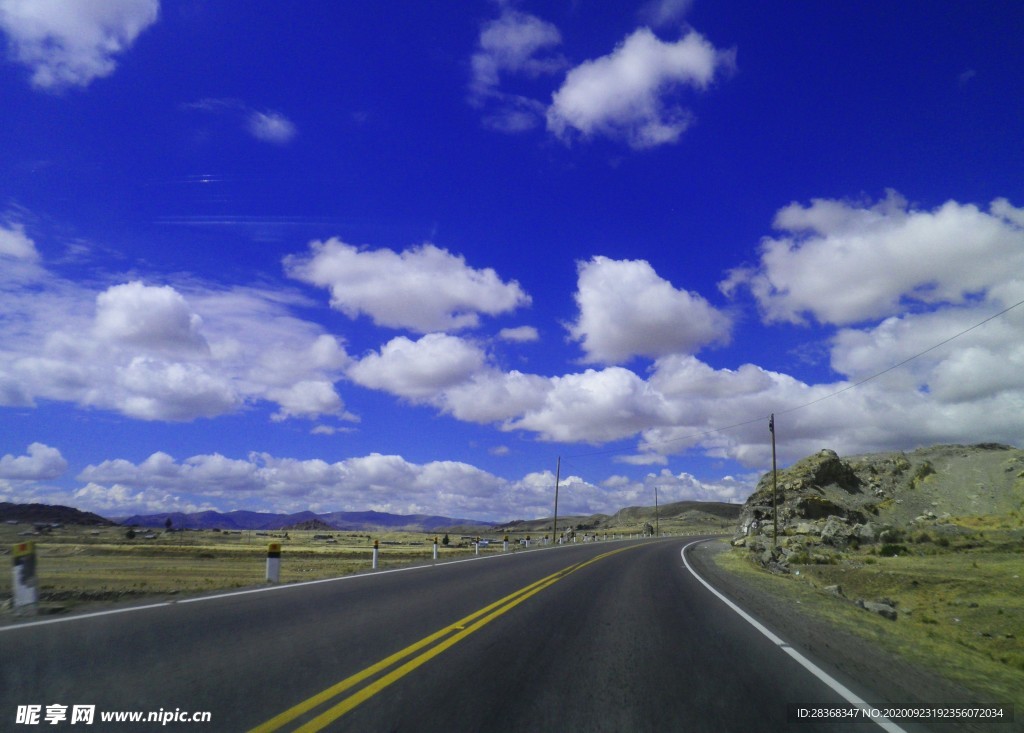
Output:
top-left (372, 539), bottom-right (379, 570)
top-left (12, 541), bottom-right (38, 615)
top-left (266, 542), bottom-right (281, 583)
top-left (503, 534), bottom-right (509, 553)
top-left (474, 537), bottom-right (480, 555)
top-left (433, 536), bottom-right (439, 561)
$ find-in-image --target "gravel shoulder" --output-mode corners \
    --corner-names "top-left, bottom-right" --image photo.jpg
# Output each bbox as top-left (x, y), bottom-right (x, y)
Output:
top-left (685, 538), bottom-right (1008, 733)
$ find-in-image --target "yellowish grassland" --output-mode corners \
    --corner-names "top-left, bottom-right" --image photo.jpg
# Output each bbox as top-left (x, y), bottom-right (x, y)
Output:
top-left (715, 537), bottom-right (1024, 711)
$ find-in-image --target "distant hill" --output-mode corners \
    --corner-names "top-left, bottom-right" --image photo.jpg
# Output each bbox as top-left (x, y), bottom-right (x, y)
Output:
top-left (0, 502), bottom-right (114, 526)
top-left (495, 500), bottom-right (742, 534)
top-left (280, 518), bottom-right (335, 531)
top-left (116, 508), bottom-right (491, 532)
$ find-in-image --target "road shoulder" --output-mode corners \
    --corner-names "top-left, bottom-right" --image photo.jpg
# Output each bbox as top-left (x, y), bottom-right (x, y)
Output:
top-left (684, 539), bottom-right (1000, 733)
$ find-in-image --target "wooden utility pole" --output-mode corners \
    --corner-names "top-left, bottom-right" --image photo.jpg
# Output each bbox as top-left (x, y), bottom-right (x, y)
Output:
top-left (770, 413), bottom-right (778, 547)
top-left (654, 485), bottom-right (660, 538)
top-left (552, 457), bottom-right (561, 545)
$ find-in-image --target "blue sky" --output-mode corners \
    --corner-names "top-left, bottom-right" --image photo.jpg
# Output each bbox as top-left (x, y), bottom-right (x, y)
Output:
top-left (1, 0), bottom-right (1022, 521)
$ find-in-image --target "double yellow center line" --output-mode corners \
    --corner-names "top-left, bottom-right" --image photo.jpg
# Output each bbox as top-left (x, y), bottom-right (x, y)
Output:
top-left (249, 544), bottom-right (638, 732)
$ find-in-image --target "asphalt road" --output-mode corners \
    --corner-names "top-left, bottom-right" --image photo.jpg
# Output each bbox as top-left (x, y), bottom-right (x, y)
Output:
top-left (2, 538), bottom-right (911, 732)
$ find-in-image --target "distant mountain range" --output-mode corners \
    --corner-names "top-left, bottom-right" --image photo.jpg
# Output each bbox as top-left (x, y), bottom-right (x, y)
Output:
top-left (116, 509), bottom-right (492, 532)
top-left (1, 499), bottom-right (742, 534)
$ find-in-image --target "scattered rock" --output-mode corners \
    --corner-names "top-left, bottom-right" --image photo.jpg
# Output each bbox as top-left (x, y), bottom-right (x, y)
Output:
top-left (857, 599), bottom-right (898, 620)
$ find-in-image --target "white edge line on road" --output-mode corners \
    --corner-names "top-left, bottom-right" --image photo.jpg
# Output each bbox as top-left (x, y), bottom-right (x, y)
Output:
top-left (681, 540), bottom-right (908, 733)
top-left (0, 538), bottom-right (631, 633)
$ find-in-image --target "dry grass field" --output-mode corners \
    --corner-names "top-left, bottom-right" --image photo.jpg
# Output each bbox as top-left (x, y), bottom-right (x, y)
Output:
top-left (1, 519), bottom-right (727, 616)
top-left (0, 525), bottom-right (500, 611)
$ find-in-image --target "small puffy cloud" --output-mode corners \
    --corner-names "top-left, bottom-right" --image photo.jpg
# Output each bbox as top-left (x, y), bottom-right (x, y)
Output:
top-left (0, 0), bottom-right (159, 90)
top-left (547, 28), bottom-right (733, 148)
top-left (285, 238), bottom-right (530, 332)
top-left (471, 8), bottom-right (564, 93)
top-left (0, 442), bottom-right (67, 480)
top-left (498, 325), bottom-right (539, 342)
top-left (247, 110), bottom-right (297, 144)
top-left (0, 221), bottom-right (38, 261)
top-left (569, 256), bottom-right (731, 364)
top-left (639, 0), bottom-right (693, 28)
top-left (266, 380), bottom-right (345, 422)
top-left (348, 333), bottom-right (487, 401)
top-left (470, 7), bottom-right (566, 132)
top-left (185, 98), bottom-right (297, 145)
top-left (0, 220), bottom-right (45, 285)
top-left (721, 192), bottom-right (1024, 326)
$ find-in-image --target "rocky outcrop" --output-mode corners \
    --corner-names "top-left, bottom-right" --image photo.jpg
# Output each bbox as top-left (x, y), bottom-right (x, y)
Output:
top-left (734, 443), bottom-right (1024, 573)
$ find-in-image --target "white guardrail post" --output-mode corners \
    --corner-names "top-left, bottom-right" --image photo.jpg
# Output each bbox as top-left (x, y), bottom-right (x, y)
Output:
top-left (372, 539), bottom-right (379, 570)
top-left (12, 541), bottom-right (38, 615)
top-left (266, 542), bottom-right (281, 583)
top-left (433, 537), bottom-right (439, 561)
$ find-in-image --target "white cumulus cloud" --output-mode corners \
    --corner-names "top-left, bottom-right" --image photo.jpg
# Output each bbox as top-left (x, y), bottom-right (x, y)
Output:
top-left (348, 333), bottom-right (487, 401)
top-left (0, 442), bottom-right (67, 480)
top-left (94, 281), bottom-right (209, 355)
top-left (506, 367), bottom-right (671, 444)
top-left (285, 238), bottom-right (531, 333)
top-left (0, 0), bottom-right (159, 90)
top-left (0, 268), bottom-right (350, 422)
top-left (721, 192), bottom-right (1024, 326)
top-left (547, 27), bottom-right (734, 148)
top-left (569, 256), bottom-right (731, 364)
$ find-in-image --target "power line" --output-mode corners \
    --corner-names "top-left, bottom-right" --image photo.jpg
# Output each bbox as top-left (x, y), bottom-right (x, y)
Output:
top-left (775, 296), bottom-right (1024, 418)
top-left (562, 296), bottom-right (1024, 462)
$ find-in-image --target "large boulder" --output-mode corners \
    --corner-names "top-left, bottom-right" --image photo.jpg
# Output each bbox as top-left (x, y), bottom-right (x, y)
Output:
top-left (820, 515), bottom-right (853, 548)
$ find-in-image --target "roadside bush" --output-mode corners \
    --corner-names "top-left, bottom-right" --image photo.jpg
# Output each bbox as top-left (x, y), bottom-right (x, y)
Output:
top-left (879, 543), bottom-right (908, 557)
top-left (913, 531), bottom-right (932, 544)
top-left (935, 536), bottom-right (950, 548)
top-left (879, 527), bottom-right (903, 543)
top-left (787, 551), bottom-right (810, 565)
top-left (911, 461), bottom-right (935, 487)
